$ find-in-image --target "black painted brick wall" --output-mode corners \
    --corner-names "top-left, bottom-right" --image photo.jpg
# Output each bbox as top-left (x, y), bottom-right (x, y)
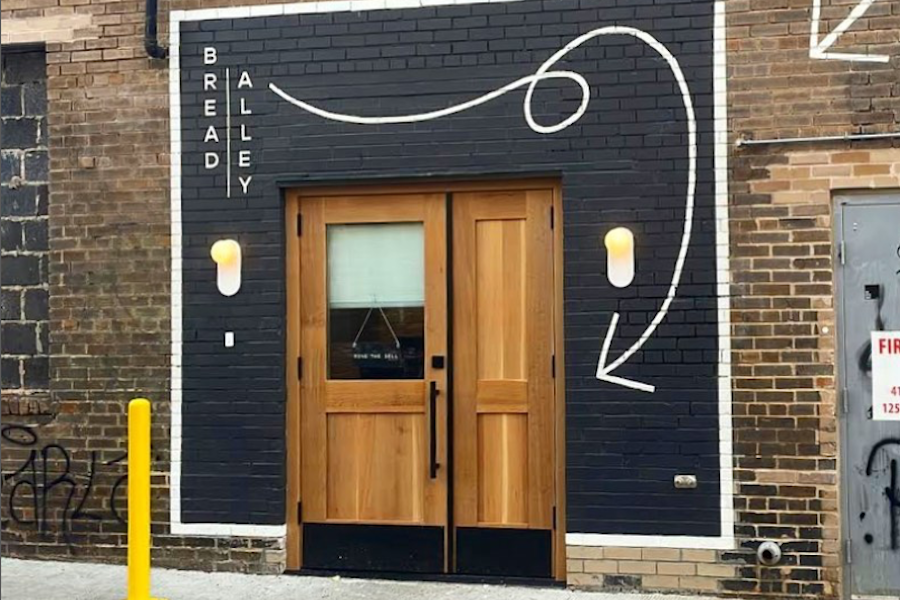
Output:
top-left (1, 47), bottom-right (50, 401)
top-left (177, 0), bottom-right (723, 536)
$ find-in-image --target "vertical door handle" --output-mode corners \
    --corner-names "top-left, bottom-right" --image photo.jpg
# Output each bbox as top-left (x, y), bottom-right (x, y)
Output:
top-left (429, 381), bottom-right (440, 479)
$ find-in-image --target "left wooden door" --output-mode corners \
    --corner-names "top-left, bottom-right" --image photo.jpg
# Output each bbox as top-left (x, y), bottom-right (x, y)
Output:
top-left (291, 192), bottom-right (449, 573)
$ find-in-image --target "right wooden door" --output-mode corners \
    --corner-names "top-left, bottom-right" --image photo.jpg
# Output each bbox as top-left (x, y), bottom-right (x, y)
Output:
top-left (451, 189), bottom-right (557, 578)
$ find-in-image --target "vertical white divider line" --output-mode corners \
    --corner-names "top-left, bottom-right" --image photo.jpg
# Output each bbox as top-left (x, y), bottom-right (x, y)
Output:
top-left (169, 10), bottom-right (183, 531)
top-left (226, 68), bottom-right (232, 198)
top-left (714, 0), bottom-right (735, 547)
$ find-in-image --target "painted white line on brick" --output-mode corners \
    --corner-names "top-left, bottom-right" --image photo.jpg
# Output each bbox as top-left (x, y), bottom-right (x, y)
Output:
top-left (810, 0), bottom-right (890, 63)
top-left (169, 12), bottom-right (191, 537)
top-left (226, 68), bottom-right (232, 199)
top-left (566, 533), bottom-right (735, 550)
top-left (713, 0), bottom-right (735, 550)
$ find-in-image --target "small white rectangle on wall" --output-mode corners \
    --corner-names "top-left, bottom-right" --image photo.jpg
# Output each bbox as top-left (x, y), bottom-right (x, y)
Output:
top-left (872, 332), bottom-right (900, 420)
top-left (225, 331), bottom-right (235, 348)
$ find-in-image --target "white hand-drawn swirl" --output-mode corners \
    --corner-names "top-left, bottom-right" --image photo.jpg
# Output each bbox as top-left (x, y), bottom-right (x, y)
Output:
top-left (269, 26), bottom-right (697, 393)
top-left (273, 69), bottom-right (590, 134)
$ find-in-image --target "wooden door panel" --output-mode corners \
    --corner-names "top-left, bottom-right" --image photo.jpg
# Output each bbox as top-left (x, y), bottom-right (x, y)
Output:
top-left (326, 413), bottom-right (425, 523)
top-left (524, 189), bottom-right (555, 529)
top-left (472, 214), bottom-right (529, 527)
top-left (299, 192), bottom-right (447, 530)
top-left (478, 414), bottom-right (529, 526)
top-left (325, 381), bottom-right (425, 413)
top-left (300, 196), bottom-right (328, 521)
top-left (476, 219), bottom-right (526, 381)
top-left (453, 189), bottom-right (555, 532)
top-left (321, 195), bottom-right (431, 223)
top-left (476, 380), bottom-right (527, 413)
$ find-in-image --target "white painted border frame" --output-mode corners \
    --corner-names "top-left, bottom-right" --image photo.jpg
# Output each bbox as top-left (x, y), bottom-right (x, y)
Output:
top-left (169, 11), bottom-right (285, 539)
top-left (168, 0), bottom-right (734, 547)
top-left (567, 0), bottom-right (733, 551)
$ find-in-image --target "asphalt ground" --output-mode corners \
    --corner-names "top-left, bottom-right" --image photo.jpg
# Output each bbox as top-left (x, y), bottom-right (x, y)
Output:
top-left (0, 558), bottom-right (724, 600)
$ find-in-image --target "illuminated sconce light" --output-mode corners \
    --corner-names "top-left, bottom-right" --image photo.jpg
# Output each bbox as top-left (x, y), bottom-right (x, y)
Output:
top-left (210, 239), bottom-right (242, 296)
top-left (605, 227), bottom-right (635, 288)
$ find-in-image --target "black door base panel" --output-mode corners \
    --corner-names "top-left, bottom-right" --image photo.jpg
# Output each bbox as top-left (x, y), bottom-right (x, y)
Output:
top-left (455, 527), bottom-right (553, 579)
top-left (290, 568), bottom-right (564, 587)
top-left (302, 523), bottom-right (445, 574)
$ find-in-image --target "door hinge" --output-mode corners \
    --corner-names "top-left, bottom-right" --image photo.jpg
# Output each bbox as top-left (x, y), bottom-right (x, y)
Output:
top-left (838, 239), bottom-right (845, 266)
top-left (844, 538), bottom-right (852, 564)
top-left (841, 386), bottom-right (849, 415)
top-left (296, 213), bottom-right (302, 236)
top-left (297, 357), bottom-right (302, 380)
top-left (297, 501), bottom-right (302, 524)
top-left (552, 506), bottom-right (557, 530)
top-left (551, 354), bottom-right (556, 378)
top-left (550, 205), bottom-right (555, 229)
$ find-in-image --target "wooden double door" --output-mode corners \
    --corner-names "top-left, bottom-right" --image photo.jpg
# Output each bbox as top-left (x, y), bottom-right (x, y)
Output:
top-left (286, 182), bottom-right (561, 580)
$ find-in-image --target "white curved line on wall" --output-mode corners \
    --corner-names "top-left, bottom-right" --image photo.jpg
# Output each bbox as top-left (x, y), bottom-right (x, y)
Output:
top-left (270, 25), bottom-right (697, 394)
top-left (273, 70), bottom-right (591, 133)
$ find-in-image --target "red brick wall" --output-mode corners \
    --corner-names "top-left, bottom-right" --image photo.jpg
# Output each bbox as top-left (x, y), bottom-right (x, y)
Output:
top-left (2, 0), bottom-right (171, 566)
top-left (722, 0), bottom-right (899, 597)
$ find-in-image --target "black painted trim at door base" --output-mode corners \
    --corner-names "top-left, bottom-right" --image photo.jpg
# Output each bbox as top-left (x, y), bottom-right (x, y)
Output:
top-left (302, 523), bottom-right (445, 574)
top-left (290, 568), bottom-right (565, 587)
top-left (455, 527), bottom-right (553, 579)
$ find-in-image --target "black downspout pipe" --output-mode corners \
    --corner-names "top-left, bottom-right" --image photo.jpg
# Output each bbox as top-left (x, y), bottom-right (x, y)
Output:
top-left (145, 0), bottom-right (168, 60)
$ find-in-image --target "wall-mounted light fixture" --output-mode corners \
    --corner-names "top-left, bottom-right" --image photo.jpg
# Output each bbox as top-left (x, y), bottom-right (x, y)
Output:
top-left (605, 227), bottom-right (635, 288)
top-left (210, 239), bottom-right (242, 296)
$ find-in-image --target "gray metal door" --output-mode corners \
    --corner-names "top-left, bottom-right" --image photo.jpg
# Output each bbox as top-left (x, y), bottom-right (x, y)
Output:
top-left (837, 193), bottom-right (900, 598)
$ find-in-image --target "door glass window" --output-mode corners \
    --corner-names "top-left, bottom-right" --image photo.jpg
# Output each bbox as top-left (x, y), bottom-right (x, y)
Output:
top-left (327, 222), bottom-right (425, 380)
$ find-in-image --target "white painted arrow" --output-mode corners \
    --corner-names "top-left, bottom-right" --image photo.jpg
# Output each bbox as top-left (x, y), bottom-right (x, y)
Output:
top-left (595, 313), bottom-right (657, 393)
top-left (270, 26), bottom-right (697, 394)
top-left (593, 31), bottom-right (697, 394)
top-left (810, 0), bottom-right (889, 63)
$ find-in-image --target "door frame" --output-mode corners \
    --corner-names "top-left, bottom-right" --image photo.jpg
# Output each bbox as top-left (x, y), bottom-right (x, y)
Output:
top-left (285, 178), bottom-right (566, 581)
top-left (834, 190), bottom-right (900, 599)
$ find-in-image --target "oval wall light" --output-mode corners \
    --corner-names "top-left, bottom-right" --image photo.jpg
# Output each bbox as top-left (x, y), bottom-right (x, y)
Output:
top-left (210, 239), bottom-right (242, 296)
top-left (605, 227), bottom-right (635, 289)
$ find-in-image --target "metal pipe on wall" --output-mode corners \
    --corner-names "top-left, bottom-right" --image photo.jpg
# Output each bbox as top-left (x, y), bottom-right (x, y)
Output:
top-left (737, 131), bottom-right (900, 147)
top-left (145, 0), bottom-right (168, 60)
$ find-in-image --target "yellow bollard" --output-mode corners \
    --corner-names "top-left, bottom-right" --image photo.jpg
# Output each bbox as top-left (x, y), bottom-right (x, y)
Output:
top-left (127, 399), bottom-right (164, 600)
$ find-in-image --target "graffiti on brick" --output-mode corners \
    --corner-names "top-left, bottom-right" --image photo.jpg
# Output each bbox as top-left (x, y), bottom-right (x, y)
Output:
top-left (1, 424), bottom-right (127, 545)
top-left (861, 438), bottom-right (900, 550)
top-left (856, 286), bottom-right (887, 379)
